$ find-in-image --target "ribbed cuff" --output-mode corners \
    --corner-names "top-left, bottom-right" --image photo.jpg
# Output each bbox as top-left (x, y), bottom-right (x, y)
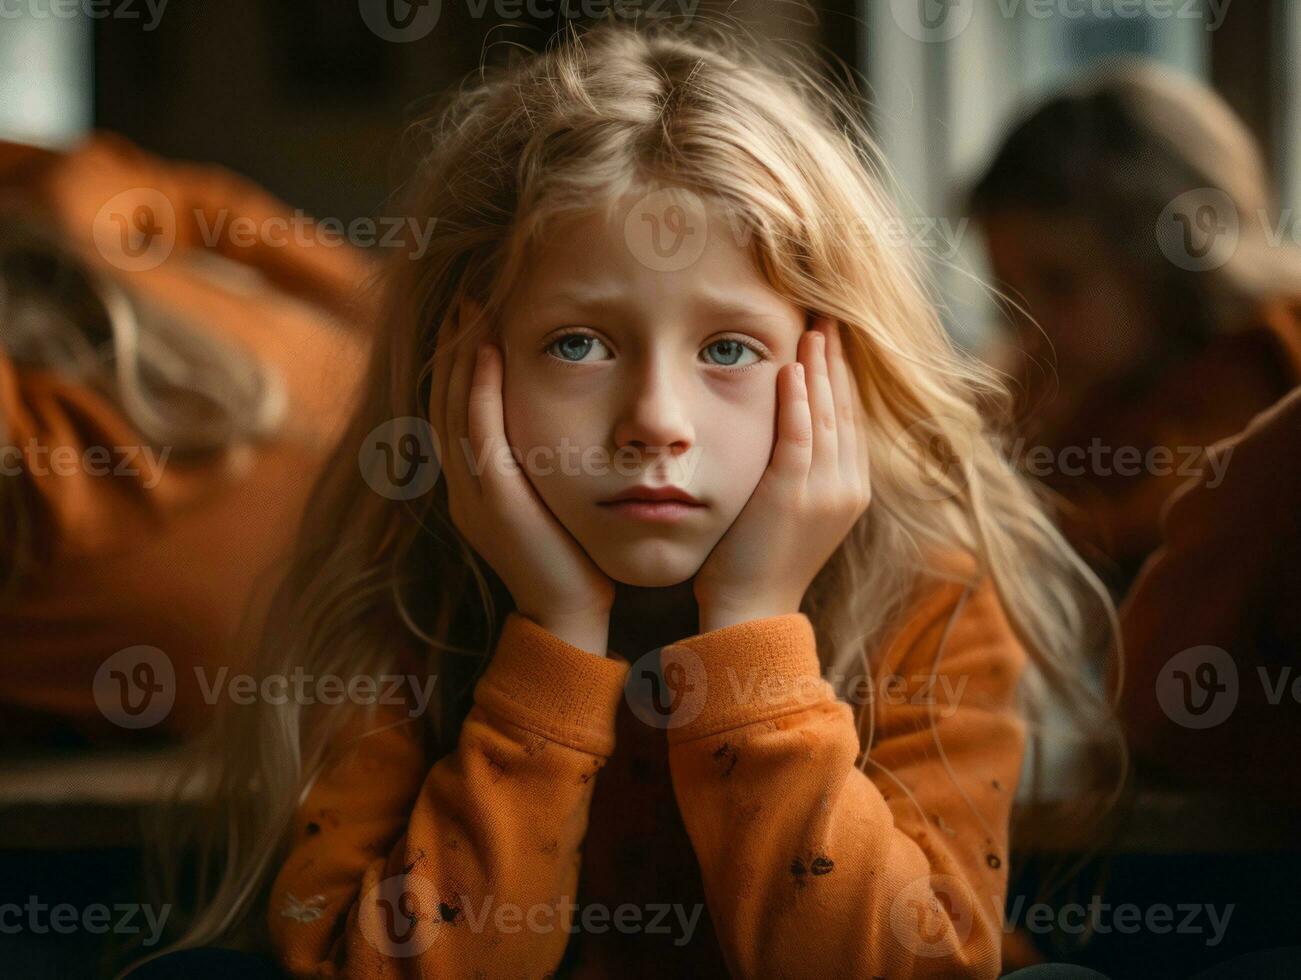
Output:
top-left (661, 613), bottom-right (833, 745)
top-left (473, 612), bottom-right (630, 757)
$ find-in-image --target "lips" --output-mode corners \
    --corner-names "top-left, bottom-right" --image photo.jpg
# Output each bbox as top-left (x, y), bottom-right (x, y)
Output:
top-left (597, 484), bottom-right (706, 530)
top-left (600, 485), bottom-right (703, 506)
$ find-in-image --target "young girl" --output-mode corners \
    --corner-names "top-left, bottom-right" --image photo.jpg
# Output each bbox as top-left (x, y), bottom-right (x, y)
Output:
top-left (133, 19), bottom-right (1121, 979)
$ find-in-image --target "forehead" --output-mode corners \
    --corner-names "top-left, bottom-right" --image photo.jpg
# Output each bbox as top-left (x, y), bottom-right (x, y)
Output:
top-left (506, 196), bottom-right (801, 326)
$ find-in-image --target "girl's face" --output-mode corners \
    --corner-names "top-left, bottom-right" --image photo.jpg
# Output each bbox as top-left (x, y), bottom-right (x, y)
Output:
top-left (497, 196), bottom-right (808, 588)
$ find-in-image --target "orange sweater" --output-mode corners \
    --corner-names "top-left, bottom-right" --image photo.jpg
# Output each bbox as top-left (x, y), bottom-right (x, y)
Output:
top-left (1018, 298), bottom-right (1301, 590)
top-left (0, 133), bottom-right (373, 740)
top-left (268, 566), bottom-right (1028, 978)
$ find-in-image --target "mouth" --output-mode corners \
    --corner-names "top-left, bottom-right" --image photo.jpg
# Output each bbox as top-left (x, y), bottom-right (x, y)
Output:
top-left (598, 484), bottom-right (705, 522)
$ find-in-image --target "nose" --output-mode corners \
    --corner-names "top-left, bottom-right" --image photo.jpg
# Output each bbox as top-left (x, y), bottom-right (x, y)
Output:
top-left (611, 351), bottom-right (695, 461)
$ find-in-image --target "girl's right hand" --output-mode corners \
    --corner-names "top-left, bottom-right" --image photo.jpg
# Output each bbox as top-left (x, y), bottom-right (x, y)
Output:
top-left (428, 299), bottom-right (616, 654)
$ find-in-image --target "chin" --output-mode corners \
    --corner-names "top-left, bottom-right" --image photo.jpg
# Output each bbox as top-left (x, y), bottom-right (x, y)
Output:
top-left (587, 537), bottom-right (703, 589)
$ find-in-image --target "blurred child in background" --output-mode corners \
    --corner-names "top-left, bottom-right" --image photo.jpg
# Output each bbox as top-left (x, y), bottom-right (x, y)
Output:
top-left (968, 60), bottom-right (1301, 593)
top-left (0, 133), bottom-right (374, 742)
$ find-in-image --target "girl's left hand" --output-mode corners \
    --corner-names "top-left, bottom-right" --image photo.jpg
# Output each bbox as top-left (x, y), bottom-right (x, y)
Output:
top-left (693, 317), bottom-right (872, 632)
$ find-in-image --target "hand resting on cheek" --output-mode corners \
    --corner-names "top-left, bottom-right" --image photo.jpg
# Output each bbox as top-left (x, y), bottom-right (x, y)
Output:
top-left (428, 298), bottom-right (617, 654)
top-left (431, 299), bottom-right (870, 649)
top-left (693, 316), bottom-right (872, 632)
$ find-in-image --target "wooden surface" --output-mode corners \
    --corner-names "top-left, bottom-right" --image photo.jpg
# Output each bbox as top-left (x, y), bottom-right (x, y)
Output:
top-left (0, 746), bottom-right (1295, 853)
top-left (0, 747), bottom-right (200, 849)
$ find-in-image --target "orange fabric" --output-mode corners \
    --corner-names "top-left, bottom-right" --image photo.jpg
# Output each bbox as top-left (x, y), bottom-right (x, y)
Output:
top-left (268, 564), bottom-right (1028, 978)
top-left (0, 131), bottom-right (373, 323)
top-left (0, 133), bottom-right (374, 740)
top-left (1021, 299), bottom-right (1301, 590)
top-left (1116, 385), bottom-right (1301, 805)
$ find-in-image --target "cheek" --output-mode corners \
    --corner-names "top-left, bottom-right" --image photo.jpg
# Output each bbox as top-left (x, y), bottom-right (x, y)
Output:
top-left (501, 381), bottom-right (531, 464)
top-left (501, 368), bottom-right (558, 492)
top-left (700, 396), bottom-right (775, 513)
top-left (503, 365), bottom-right (585, 454)
top-left (501, 367), bottom-right (605, 509)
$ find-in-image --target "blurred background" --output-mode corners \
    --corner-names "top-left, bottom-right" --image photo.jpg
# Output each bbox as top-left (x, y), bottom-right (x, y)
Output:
top-left (1, 1), bottom-right (1299, 978)
top-left (3, 0), bottom-right (1297, 344)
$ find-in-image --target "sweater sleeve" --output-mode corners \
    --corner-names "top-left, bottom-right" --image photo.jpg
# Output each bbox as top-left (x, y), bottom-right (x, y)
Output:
top-left (0, 350), bottom-right (168, 553)
top-left (16, 131), bottom-right (376, 324)
top-left (267, 611), bottom-right (631, 978)
top-left (155, 150), bottom-right (378, 322)
top-left (662, 574), bottom-right (1028, 979)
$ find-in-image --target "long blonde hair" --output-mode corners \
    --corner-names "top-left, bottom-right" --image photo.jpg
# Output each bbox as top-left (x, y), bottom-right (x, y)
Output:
top-left (132, 17), bottom-right (1124, 969)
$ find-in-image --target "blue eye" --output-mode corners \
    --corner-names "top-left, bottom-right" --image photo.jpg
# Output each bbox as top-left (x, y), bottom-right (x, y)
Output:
top-left (702, 338), bottom-right (760, 368)
top-left (545, 332), bottom-right (612, 363)
top-left (546, 329), bottom-right (764, 367)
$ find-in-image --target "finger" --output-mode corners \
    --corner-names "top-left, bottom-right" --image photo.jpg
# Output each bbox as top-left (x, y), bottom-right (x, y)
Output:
top-left (445, 319), bottom-right (481, 493)
top-left (822, 314), bottom-right (874, 491)
top-left (466, 342), bottom-right (510, 495)
top-left (769, 361), bottom-right (813, 486)
top-left (817, 318), bottom-right (858, 484)
top-left (802, 327), bottom-right (839, 481)
top-left (849, 393), bottom-right (871, 502)
top-left (429, 298), bottom-right (475, 465)
top-left (428, 306), bottom-right (458, 459)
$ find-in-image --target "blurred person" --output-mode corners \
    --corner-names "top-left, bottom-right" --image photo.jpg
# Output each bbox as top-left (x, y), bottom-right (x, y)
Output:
top-left (1116, 384), bottom-right (1300, 806)
top-left (966, 60), bottom-right (1301, 592)
top-left (0, 132), bottom-right (374, 742)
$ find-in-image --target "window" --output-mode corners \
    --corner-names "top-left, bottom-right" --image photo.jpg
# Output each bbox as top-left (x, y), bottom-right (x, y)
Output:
top-left (1282, 0), bottom-right (1301, 216)
top-left (0, 9), bottom-right (92, 146)
top-left (862, 0), bottom-right (1212, 350)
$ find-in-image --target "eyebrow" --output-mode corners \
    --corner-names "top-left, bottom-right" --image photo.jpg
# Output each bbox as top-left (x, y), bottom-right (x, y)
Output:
top-left (536, 286), bottom-right (800, 330)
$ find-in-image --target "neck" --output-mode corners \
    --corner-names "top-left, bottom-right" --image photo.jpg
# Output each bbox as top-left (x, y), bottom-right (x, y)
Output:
top-left (607, 580), bottom-right (699, 662)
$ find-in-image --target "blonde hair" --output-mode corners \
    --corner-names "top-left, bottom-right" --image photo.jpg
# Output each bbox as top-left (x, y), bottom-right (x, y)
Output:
top-left (0, 212), bottom-right (287, 595)
top-left (131, 17), bottom-right (1125, 970)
